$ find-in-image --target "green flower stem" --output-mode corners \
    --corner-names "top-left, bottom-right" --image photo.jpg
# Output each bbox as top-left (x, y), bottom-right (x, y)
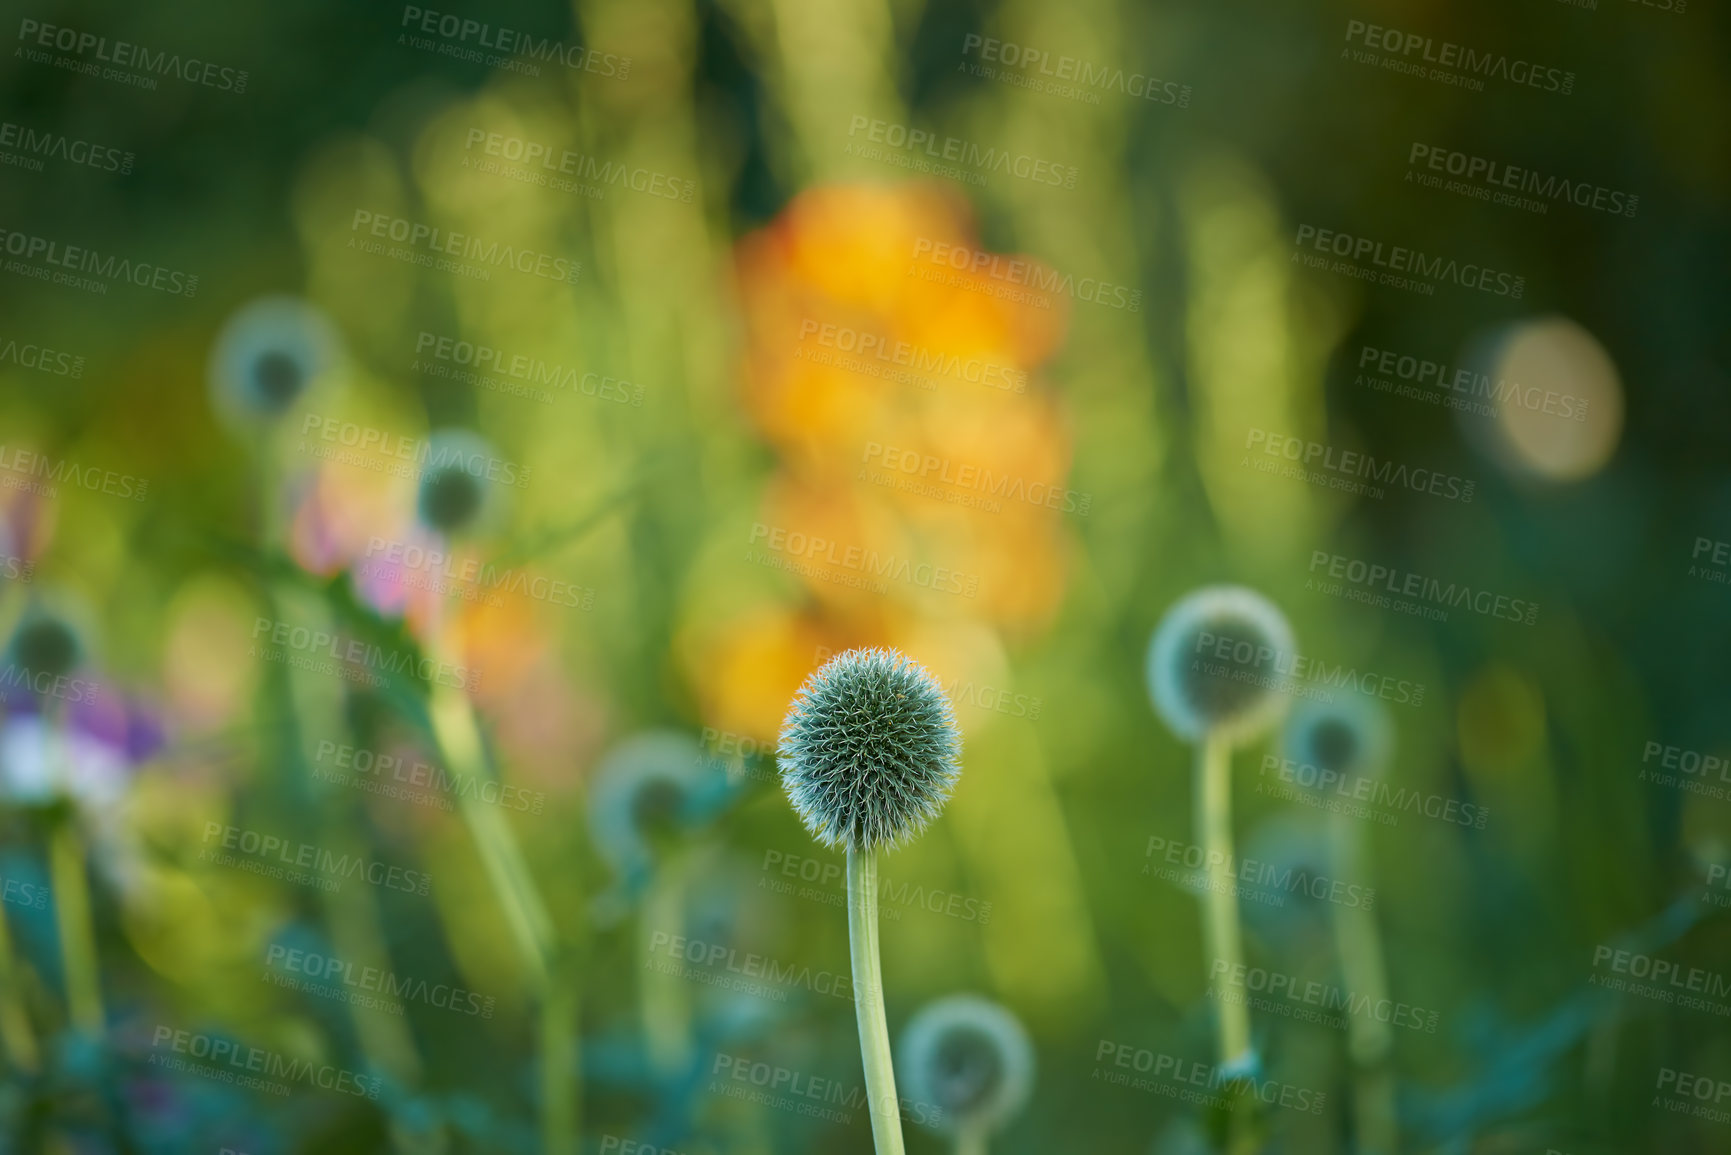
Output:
top-left (848, 846), bottom-right (905, 1155)
top-left (315, 823), bottom-right (423, 1087)
top-left (427, 676), bottom-right (572, 1152)
top-left (272, 611), bottom-right (426, 1147)
top-left (461, 793), bottom-right (554, 986)
top-left (1196, 730), bottom-right (1250, 1069)
top-left (1328, 810), bottom-right (1396, 1155)
top-left (49, 819), bottom-right (103, 1036)
top-left (429, 682), bottom-right (554, 986)
top-left (256, 434), bottom-right (282, 551)
top-left (0, 903), bottom-right (39, 1073)
top-left (541, 979), bottom-right (578, 1155)
top-left (642, 855), bottom-right (691, 1075)
top-left (955, 1124), bottom-right (988, 1155)
top-left (40, 701), bottom-right (103, 1037)
top-left (1350, 1065), bottom-right (1398, 1155)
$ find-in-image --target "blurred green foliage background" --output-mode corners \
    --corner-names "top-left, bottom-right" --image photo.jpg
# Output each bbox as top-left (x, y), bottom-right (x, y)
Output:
top-left (1, 0), bottom-right (1729, 1152)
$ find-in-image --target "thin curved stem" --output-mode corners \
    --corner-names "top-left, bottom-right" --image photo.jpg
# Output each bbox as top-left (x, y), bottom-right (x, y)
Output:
top-left (642, 856), bottom-right (692, 1076)
top-left (49, 820), bottom-right (103, 1035)
top-left (541, 979), bottom-right (578, 1155)
top-left (422, 601), bottom-right (569, 1150)
top-left (428, 679), bottom-right (554, 986)
top-left (1329, 811), bottom-right (1396, 1155)
top-left (1197, 731), bottom-right (1250, 1069)
top-left (314, 822), bottom-right (422, 1087)
top-left (41, 702), bottom-right (104, 1037)
top-left (0, 902), bottom-right (39, 1073)
top-left (849, 846), bottom-right (905, 1155)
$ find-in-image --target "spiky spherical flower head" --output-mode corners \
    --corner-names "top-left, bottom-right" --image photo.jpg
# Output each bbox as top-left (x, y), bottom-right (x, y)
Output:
top-left (416, 429), bottom-right (501, 537)
top-left (1146, 586), bottom-right (1296, 744)
top-left (588, 730), bottom-right (706, 876)
top-left (208, 295), bottom-right (341, 427)
top-left (1282, 695), bottom-right (1392, 784)
top-left (777, 648), bottom-right (961, 853)
top-left (898, 994), bottom-right (1034, 1136)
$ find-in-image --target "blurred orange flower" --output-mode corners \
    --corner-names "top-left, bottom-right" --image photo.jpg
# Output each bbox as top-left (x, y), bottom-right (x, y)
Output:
top-left (691, 183), bottom-right (1078, 741)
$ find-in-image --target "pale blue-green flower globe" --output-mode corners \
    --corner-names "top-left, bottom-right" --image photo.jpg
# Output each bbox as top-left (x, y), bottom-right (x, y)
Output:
top-left (6, 608), bottom-right (83, 683)
top-left (5, 590), bottom-right (99, 694)
top-left (587, 730), bottom-right (705, 877)
top-left (778, 648), bottom-right (961, 853)
top-left (898, 994), bottom-right (1034, 1136)
top-left (1239, 812), bottom-right (1340, 940)
top-left (208, 295), bottom-right (341, 427)
top-left (416, 428), bottom-right (503, 537)
top-left (1282, 695), bottom-right (1393, 783)
top-left (1147, 586), bottom-right (1296, 744)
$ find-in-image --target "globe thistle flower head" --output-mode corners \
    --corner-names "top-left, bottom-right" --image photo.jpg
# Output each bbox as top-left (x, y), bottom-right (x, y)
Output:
top-left (1146, 586), bottom-right (1296, 744)
top-left (777, 647), bottom-right (961, 853)
top-left (416, 428), bottom-right (501, 537)
top-left (1240, 813), bottom-right (1336, 940)
top-left (208, 295), bottom-right (341, 427)
top-left (587, 730), bottom-right (706, 877)
top-left (6, 609), bottom-right (82, 683)
top-left (897, 994), bottom-right (1034, 1135)
top-left (1282, 696), bottom-right (1392, 784)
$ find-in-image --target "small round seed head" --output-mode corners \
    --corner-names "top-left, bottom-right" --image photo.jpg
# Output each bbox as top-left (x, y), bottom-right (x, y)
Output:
top-left (588, 730), bottom-right (705, 876)
top-left (898, 994), bottom-right (1034, 1136)
top-left (253, 350), bottom-right (304, 408)
top-left (777, 648), bottom-right (961, 853)
top-left (1240, 813), bottom-right (1337, 939)
top-left (416, 429), bottom-right (500, 537)
top-left (1282, 696), bottom-right (1392, 784)
top-left (1146, 586), bottom-right (1296, 744)
top-left (418, 467), bottom-right (483, 533)
top-left (7, 610), bottom-right (82, 682)
top-left (208, 295), bottom-right (341, 427)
